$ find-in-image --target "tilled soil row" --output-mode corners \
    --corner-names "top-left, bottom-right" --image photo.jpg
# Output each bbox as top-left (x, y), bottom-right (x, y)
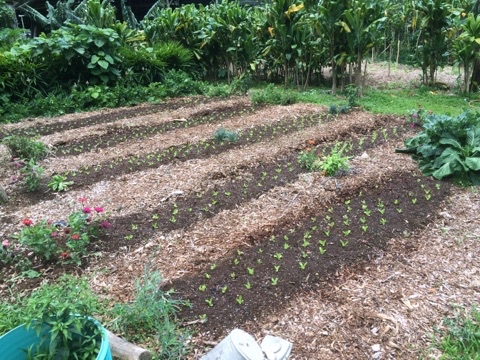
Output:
top-left (0, 96), bottom-right (221, 138)
top-left (1, 110), bottom-right (402, 239)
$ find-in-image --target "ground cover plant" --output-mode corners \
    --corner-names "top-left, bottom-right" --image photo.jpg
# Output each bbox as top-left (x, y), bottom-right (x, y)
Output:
top-left (0, 65), bottom-right (478, 359)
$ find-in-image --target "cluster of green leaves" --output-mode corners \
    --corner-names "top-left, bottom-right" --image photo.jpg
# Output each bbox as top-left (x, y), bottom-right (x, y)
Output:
top-left (250, 84), bottom-right (298, 106)
top-left (398, 110), bottom-right (480, 185)
top-left (111, 265), bottom-right (191, 358)
top-left (319, 143), bottom-right (351, 176)
top-left (13, 205), bottom-right (106, 265)
top-left (0, 275), bottom-right (105, 359)
top-left (213, 127), bottom-right (239, 143)
top-left (298, 143), bottom-right (351, 176)
top-left (432, 306), bottom-right (480, 359)
top-left (2, 135), bottom-right (49, 162)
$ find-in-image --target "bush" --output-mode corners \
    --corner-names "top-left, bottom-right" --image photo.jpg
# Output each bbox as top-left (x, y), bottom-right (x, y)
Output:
top-left (396, 110), bottom-right (480, 186)
top-left (2, 135), bottom-right (49, 162)
top-left (112, 265), bottom-right (191, 357)
top-left (250, 84), bottom-right (298, 105)
top-left (214, 127), bottom-right (239, 142)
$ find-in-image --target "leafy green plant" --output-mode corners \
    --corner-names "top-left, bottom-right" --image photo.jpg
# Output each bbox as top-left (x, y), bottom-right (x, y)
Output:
top-left (298, 148), bottom-right (321, 172)
top-left (20, 159), bottom-right (44, 192)
top-left (396, 110), bottom-right (480, 185)
top-left (250, 84), bottom-right (298, 106)
top-left (0, 274), bottom-right (105, 360)
top-left (48, 174), bottom-right (74, 192)
top-left (214, 127), bottom-right (239, 143)
top-left (431, 306), bottom-right (480, 359)
top-left (2, 135), bottom-right (49, 161)
top-left (319, 143), bottom-right (351, 176)
top-left (13, 199), bottom-right (108, 265)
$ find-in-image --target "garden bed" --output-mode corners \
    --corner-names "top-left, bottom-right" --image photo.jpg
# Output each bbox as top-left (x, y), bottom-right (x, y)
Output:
top-left (1, 91), bottom-right (478, 359)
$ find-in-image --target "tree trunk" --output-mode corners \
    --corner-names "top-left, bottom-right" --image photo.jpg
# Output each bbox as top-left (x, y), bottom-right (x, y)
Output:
top-left (107, 330), bottom-right (152, 360)
top-left (470, 59), bottom-right (480, 92)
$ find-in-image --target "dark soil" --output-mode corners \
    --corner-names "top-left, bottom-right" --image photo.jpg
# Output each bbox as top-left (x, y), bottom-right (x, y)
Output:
top-left (168, 172), bottom-right (450, 338)
top-left (0, 96), bottom-right (217, 139)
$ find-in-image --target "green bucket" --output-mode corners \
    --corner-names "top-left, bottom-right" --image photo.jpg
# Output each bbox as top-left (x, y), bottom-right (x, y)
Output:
top-left (0, 319), bottom-right (112, 360)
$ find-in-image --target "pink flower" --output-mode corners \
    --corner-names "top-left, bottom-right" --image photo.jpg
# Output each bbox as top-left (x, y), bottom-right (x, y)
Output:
top-left (99, 221), bottom-right (111, 229)
top-left (22, 218), bottom-right (33, 226)
top-left (71, 234), bottom-right (80, 240)
top-left (59, 252), bottom-right (70, 259)
top-left (82, 207), bottom-right (92, 214)
top-left (51, 232), bottom-right (58, 238)
top-left (2, 240), bottom-right (10, 247)
top-left (64, 228), bottom-right (71, 234)
top-left (78, 197), bottom-right (88, 203)
top-left (47, 219), bottom-right (53, 225)
top-left (412, 113), bottom-right (418, 118)
top-left (94, 206), bottom-right (104, 213)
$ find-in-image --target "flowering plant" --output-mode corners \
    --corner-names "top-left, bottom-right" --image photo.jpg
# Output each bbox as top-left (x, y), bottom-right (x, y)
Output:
top-left (13, 198), bottom-right (110, 265)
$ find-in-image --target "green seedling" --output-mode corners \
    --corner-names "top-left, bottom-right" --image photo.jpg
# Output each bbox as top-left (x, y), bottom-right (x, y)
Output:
top-left (362, 225), bottom-right (368, 232)
top-left (247, 267), bottom-right (254, 275)
top-left (318, 239), bottom-right (326, 246)
top-left (283, 243), bottom-right (290, 250)
top-left (340, 240), bottom-right (349, 247)
top-left (230, 272), bottom-right (236, 279)
top-left (319, 247), bottom-right (326, 254)
top-left (273, 253), bottom-right (283, 260)
top-left (274, 265), bottom-right (280, 272)
top-left (245, 281), bottom-right (252, 290)
top-left (221, 286), bottom-right (228, 294)
top-left (298, 261), bottom-right (307, 270)
top-left (205, 273), bottom-right (211, 279)
top-left (199, 284), bottom-right (207, 292)
top-left (343, 229), bottom-right (351, 236)
top-left (205, 298), bottom-right (214, 307)
top-left (380, 218), bottom-right (387, 225)
top-left (271, 277), bottom-right (279, 286)
top-left (210, 264), bottom-right (217, 270)
top-left (236, 295), bottom-right (244, 305)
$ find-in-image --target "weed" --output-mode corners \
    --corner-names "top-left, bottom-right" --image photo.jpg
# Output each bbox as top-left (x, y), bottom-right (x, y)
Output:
top-left (112, 264), bottom-right (191, 357)
top-left (213, 127), bottom-right (239, 143)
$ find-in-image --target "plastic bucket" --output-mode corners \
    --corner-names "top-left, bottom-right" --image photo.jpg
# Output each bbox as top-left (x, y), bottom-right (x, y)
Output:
top-left (0, 319), bottom-right (112, 360)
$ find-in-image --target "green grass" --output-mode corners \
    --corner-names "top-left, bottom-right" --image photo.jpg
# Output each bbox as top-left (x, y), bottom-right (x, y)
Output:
top-left (431, 306), bottom-right (480, 359)
top-left (298, 87), bottom-right (474, 116)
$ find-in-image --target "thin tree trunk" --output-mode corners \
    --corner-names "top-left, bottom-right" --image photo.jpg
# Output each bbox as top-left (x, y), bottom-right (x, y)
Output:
top-left (396, 38), bottom-right (401, 66)
top-left (470, 59), bottom-right (480, 92)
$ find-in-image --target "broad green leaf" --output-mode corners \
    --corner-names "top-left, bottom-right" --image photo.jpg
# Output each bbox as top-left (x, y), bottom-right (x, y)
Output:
top-left (432, 162), bottom-right (454, 180)
top-left (94, 39), bottom-right (106, 47)
top-left (465, 157), bottom-right (480, 170)
top-left (104, 54), bottom-right (114, 64)
top-left (466, 128), bottom-right (480, 147)
top-left (439, 137), bottom-right (462, 149)
top-left (98, 60), bottom-right (109, 69)
top-left (91, 55), bottom-right (99, 64)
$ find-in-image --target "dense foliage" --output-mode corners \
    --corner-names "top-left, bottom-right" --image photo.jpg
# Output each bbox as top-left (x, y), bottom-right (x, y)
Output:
top-left (1, 0), bottom-right (480, 122)
top-left (397, 110), bottom-right (480, 186)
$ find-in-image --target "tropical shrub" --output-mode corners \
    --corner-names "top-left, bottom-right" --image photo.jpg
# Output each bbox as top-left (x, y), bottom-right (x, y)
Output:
top-left (397, 110), bottom-right (480, 185)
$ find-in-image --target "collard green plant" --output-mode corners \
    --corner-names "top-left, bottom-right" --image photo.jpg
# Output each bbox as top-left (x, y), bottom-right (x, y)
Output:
top-left (396, 110), bottom-right (480, 185)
